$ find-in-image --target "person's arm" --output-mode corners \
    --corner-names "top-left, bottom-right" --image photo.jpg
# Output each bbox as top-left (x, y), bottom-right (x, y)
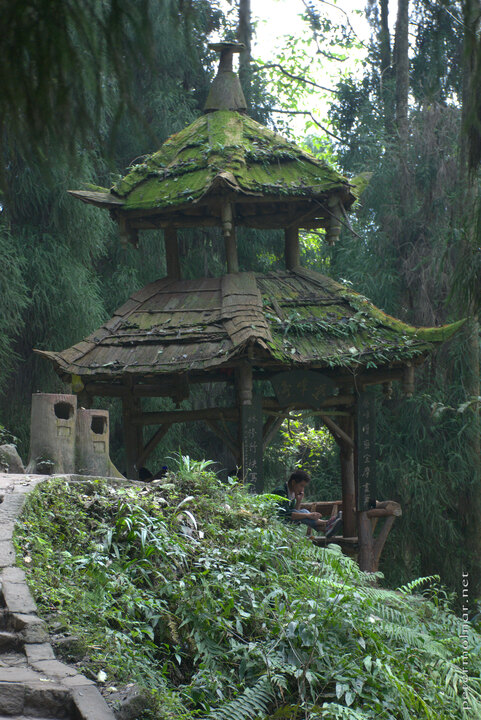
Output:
top-left (291, 489), bottom-right (322, 521)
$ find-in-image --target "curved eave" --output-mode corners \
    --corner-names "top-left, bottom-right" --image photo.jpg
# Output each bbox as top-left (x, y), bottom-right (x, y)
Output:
top-left (68, 190), bottom-right (125, 209)
top-left (344, 294), bottom-right (467, 343)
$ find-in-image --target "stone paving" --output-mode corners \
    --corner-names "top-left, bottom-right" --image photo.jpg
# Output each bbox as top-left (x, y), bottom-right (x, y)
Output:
top-left (0, 473), bottom-right (115, 720)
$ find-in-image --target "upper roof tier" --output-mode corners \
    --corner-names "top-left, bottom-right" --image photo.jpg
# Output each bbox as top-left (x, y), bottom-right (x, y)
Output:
top-left (69, 44), bottom-right (356, 239)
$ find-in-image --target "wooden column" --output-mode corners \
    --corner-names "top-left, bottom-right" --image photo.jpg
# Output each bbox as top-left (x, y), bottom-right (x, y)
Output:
top-left (164, 227), bottom-right (181, 279)
top-left (237, 363), bottom-right (263, 490)
top-left (222, 202), bottom-right (239, 273)
top-left (358, 511), bottom-right (374, 572)
top-left (356, 389), bottom-right (378, 572)
top-left (122, 396), bottom-right (143, 479)
top-left (284, 226), bottom-right (300, 270)
top-left (76, 390), bottom-right (92, 409)
top-left (338, 415), bottom-right (356, 538)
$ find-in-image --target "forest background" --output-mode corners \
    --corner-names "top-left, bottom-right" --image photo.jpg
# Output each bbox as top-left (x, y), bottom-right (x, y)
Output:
top-left (1, 0), bottom-right (481, 604)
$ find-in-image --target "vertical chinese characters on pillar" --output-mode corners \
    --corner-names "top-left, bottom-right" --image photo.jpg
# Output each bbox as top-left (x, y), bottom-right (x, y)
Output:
top-left (356, 390), bottom-right (376, 511)
top-left (241, 393), bottom-right (263, 491)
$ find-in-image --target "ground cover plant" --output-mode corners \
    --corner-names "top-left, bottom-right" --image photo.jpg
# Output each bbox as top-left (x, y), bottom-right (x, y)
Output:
top-left (13, 458), bottom-right (481, 719)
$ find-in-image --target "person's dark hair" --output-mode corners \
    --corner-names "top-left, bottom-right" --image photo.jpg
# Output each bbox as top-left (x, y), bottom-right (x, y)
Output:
top-left (288, 469), bottom-right (311, 485)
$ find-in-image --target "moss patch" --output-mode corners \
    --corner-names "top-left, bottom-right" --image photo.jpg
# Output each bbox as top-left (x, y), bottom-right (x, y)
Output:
top-left (110, 110), bottom-right (351, 211)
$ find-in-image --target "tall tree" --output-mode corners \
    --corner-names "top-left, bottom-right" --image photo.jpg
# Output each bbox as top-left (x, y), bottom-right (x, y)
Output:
top-left (319, 0), bottom-right (480, 601)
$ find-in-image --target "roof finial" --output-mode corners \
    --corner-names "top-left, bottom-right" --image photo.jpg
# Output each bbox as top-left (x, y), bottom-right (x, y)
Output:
top-left (204, 41), bottom-right (247, 114)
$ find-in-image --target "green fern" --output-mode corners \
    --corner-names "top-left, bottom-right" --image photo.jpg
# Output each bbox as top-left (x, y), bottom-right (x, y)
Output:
top-left (206, 677), bottom-right (275, 720)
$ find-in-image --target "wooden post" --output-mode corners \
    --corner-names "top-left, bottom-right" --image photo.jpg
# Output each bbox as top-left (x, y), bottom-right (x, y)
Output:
top-left (358, 511), bottom-right (374, 571)
top-left (284, 226), bottom-right (300, 270)
top-left (164, 227), bottom-right (181, 280)
top-left (222, 203), bottom-right (239, 273)
top-left (338, 415), bottom-right (356, 538)
top-left (76, 390), bottom-right (92, 409)
top-left (122, 396), bottom-right (143, 479)
top-left (237, 363), bottom-right (263, 490)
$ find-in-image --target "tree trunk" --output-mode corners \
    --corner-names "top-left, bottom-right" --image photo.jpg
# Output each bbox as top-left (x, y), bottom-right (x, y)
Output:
top-left (379, 0), bottom-right (395, 133)
top-left (456, 0), bottom-right (481, 607)
top-left (393, 0), bottom-right (409, 142)
top-left (238, 0), bottom-right (251, 101)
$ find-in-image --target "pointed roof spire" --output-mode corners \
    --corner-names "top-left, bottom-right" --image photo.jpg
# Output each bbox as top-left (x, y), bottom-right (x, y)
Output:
top-left (204, 41), bottom-right (247, 113)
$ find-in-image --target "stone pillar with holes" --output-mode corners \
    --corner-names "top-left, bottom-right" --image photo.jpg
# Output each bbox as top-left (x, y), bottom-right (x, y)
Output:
top-left (27, 393), bottom-right (77, 474)
top-left (75, 408), bottom-right (122, 478)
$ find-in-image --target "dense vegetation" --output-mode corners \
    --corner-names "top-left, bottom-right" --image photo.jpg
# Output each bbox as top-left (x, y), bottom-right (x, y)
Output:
top-left (14, 465), bottom-right (481, 719)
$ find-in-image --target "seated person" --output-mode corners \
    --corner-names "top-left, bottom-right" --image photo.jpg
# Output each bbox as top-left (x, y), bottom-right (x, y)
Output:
top-left (273, 469), bottom-right (342, 537)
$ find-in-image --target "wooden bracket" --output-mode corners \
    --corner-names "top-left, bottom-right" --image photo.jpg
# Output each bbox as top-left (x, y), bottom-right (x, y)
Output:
top-left (205, 419), bottom-right (238, 458)
top-left (262, 415), bottom-right (285, 450)
top-left (320, 413), bottom-right (354, 448)
top-left (136, 423), bottom-right (172, 469)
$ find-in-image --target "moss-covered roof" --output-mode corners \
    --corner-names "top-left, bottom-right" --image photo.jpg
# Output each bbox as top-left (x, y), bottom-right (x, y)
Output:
top-left (69, 111), bottom-right (355, 229)
top-left (36, 268), bottom-right (463, 385)
top-left (114, 111), bottom-right (352, 208)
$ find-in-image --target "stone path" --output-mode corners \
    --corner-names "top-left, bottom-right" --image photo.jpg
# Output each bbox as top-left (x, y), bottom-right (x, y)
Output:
top-left (0, 473), bottom-right (115, 720)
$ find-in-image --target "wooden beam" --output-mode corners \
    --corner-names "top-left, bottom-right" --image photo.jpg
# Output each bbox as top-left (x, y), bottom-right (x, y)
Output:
top-left (132, 406), bottom-right (239, 425)
top-left (301, 500), bottom-right (343, 515)
top-left (164, 227), bottom-right (181, 280)
top-left (84, 381), bottom-right (187, 398)
top-left (367, 501), bottom-right (402, 518)
top-left (284, 226), bottom-right (300, 270)
top-left (136, 423), bottom-right (172, 469)
top-left (262, 395), bottom-right (355, 410)
top-left (205, 419), bottom-right (239, 458)
top-left (262, 415), bottom-right (285, 450)
top-left (320, 413), bottom-right (354, 448)
top-left (373, 516), bottom-right (396, 571)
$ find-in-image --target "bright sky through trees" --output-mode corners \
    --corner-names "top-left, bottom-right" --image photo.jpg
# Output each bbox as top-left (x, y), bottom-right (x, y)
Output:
top-left (215, 0), bottom-right (399, 137)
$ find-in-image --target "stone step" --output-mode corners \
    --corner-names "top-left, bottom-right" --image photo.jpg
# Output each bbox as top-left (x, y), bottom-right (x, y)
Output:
top-left (0, 633), bottom-right (19, 652)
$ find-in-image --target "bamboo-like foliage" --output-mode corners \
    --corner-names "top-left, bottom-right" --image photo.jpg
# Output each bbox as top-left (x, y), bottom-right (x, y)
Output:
top-left (320, 0), bottom-right (481, 602)
top-left (0, 0), bottom-right (152, 165)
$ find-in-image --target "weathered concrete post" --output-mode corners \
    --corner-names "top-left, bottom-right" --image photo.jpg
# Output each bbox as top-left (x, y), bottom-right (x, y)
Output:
top-left (75, 408), bottom-right (123, 478)
top-left (27, 393), bottom-right (77, 474)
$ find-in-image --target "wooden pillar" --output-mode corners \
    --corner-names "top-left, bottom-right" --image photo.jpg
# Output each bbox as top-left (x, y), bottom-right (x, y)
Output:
top-left (338, 415), bottom-right (356, 538)
top-left (164, 227), bottom-right (181, 280)
top-left (122, 396), bottom-right (143, 479)
top-left (284, 226), bottom-right (300, 270)
top-left (358, 511), bottom-right (374, 571)
top-left (222, 202), bottom-right (239, 273)
top-left (237, 363), bottom-right (263, 490)
top-left (76, 390), bottom-right (92, 409)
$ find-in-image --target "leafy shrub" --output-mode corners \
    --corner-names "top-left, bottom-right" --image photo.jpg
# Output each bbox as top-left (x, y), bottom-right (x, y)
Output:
top-left (13, 456), bottom-right (481, 719)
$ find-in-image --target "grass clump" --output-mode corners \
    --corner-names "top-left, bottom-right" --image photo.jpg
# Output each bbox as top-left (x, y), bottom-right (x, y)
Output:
top-left (13, 456), bottom-right (481, 719)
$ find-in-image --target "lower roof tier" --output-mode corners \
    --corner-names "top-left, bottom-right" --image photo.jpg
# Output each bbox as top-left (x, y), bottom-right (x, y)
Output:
top-left (36, 267), bottom-right (464, 384)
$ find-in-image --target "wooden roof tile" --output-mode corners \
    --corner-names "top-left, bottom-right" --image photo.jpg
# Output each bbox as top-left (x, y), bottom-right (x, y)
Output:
top-left (36, 269), bottom-right (464, 384)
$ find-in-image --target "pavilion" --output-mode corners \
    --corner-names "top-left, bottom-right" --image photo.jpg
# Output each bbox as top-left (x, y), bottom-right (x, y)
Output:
top-left (37, 43), bottom-right (462, 570)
